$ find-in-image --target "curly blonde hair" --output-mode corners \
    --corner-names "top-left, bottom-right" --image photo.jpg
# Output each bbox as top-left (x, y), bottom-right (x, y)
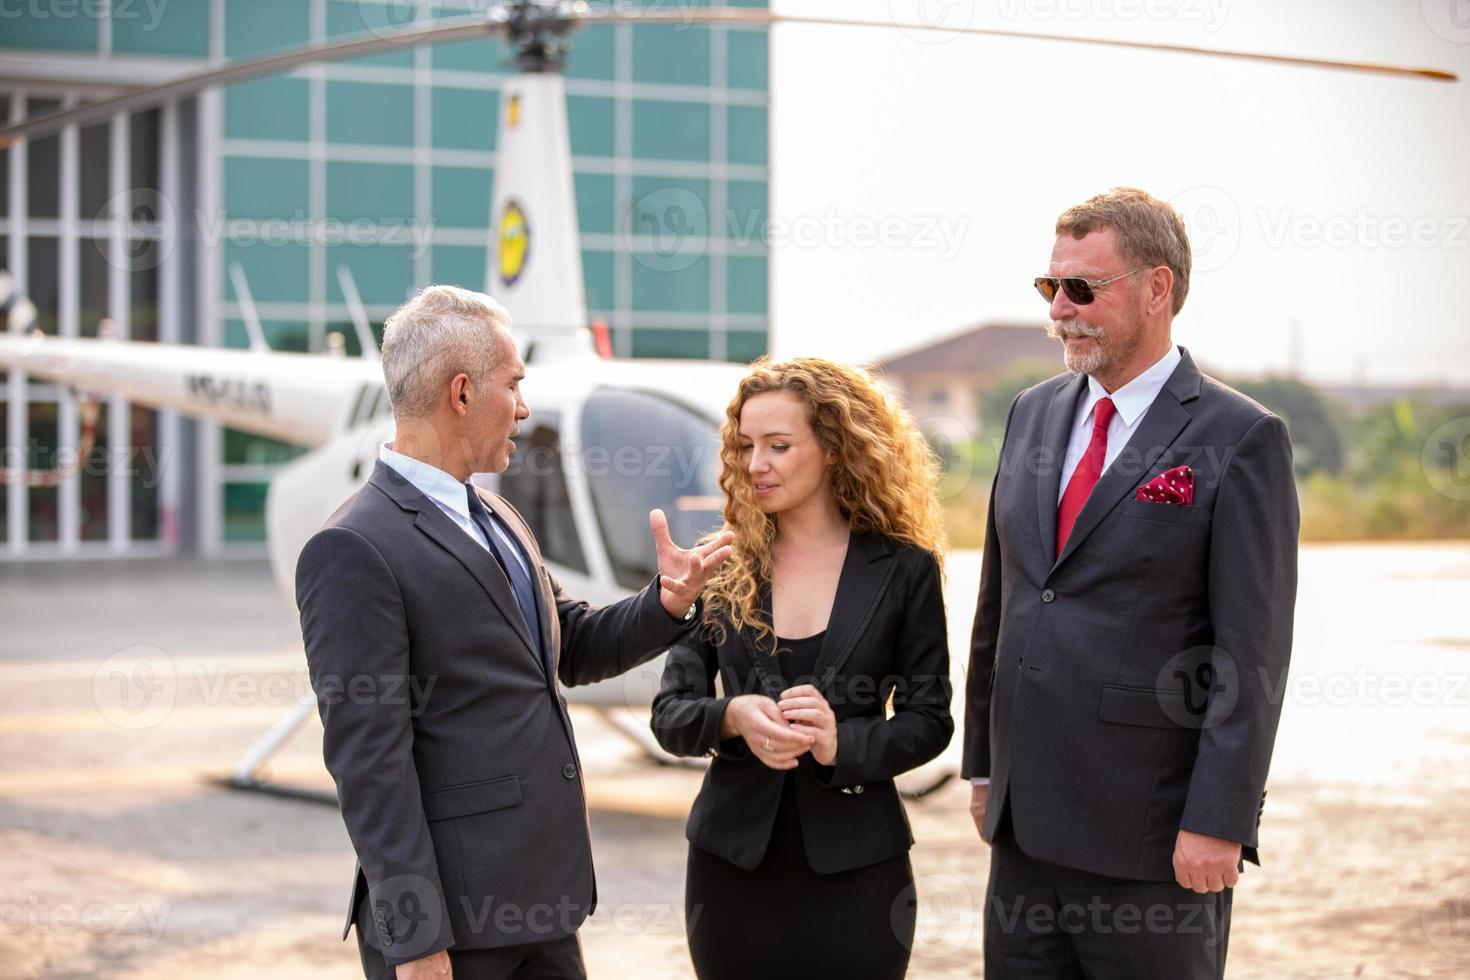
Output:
top-left (701, 356), bottom-right (946, 650)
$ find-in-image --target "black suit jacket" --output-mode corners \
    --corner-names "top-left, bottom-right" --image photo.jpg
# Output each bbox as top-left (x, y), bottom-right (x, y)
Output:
top-left (961, 347), bottom-right (1299, 881)
top-left (295, 460), bottom-right (692, 966)
top-left (651, 532), bottom-right (953, 874)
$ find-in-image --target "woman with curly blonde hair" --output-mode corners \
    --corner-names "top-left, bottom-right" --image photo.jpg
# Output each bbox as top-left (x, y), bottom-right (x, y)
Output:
top-left (652, 356), bottom-right (953, 980)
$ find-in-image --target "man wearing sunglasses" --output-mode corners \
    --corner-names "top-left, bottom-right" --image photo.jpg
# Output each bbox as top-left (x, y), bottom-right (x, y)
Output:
top-left (962, 188), bottom-right (1299, 978)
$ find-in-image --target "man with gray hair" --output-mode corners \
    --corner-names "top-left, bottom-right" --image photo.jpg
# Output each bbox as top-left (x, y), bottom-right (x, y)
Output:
top-left (297, 284), bottom-right (734, 980)
top-left (963, 189), bottom-right (1298, 977)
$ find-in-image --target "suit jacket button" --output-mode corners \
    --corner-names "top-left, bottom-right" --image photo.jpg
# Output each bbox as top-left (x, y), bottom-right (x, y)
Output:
top-left (562, 763), bottom-right (577, 779)
top-left (1040, 589), bottom-right (1055, 603)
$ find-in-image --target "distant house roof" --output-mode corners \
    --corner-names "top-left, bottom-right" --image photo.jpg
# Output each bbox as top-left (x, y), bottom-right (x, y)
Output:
top-left (878, 322), bottom-right (1057, 377)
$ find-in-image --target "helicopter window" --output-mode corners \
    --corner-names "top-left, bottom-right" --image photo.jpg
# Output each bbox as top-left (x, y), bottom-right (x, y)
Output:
top-left (369, 385), bottom-right (390, 421)
top-left (499, 413), bottom-right (588, 575)
top-left (349, 384), bottom-right (372, 426)
top-left (581, 387), bottom-right (724, 592)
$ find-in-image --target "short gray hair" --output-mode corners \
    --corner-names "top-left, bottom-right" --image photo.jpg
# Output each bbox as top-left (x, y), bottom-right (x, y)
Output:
top-left (380, 285), bottom-right (513, 421)
top-left (1056, 187), bottom-right (1193, 316)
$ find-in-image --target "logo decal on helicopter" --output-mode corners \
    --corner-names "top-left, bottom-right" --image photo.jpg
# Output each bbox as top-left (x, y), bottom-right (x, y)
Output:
top-left (499, 200), bottom-right (530, 287)
top-left (185, 374), bottom-right (272, 415)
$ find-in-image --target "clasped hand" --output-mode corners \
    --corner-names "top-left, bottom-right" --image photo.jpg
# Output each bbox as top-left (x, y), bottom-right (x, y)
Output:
top-left (724, 685), bottom-right (837, 769)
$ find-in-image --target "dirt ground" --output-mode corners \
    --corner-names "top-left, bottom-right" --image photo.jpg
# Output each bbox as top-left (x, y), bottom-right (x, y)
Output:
top-left (2, 543), bottom-right (1468, 978)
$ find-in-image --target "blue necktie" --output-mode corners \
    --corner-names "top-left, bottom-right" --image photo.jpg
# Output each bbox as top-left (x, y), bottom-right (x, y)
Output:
top-left (465, 483), bottom-right (542, 656)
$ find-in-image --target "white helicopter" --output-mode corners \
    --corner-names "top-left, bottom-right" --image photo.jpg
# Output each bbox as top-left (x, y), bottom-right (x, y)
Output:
top-left (0, 1), bottom-right (1455, 802)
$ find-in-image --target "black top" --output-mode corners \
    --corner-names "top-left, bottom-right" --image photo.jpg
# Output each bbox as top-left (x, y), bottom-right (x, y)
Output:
top-left (774, 630), bottom-right (825, 689)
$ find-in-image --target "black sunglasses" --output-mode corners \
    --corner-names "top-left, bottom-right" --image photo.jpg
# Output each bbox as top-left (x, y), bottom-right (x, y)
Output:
top-left (1034, 266), bottom-right (1151, 305)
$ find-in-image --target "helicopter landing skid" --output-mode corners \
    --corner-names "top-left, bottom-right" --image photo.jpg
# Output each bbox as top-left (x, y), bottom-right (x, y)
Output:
top-left (214, 692), bottom-right (338, 807)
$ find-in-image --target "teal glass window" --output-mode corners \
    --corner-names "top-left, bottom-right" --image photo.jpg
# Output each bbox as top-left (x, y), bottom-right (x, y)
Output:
top-left (225, 78), bottom-right (310, 142)
top-left (632, 257), bottom-right (710, 313)
top-left (223, 157), bottom-right (309, 220)
top-left (727, 256), bottom-right (767, 315)
top-left (633, 100), bottom-right (709, 162)
top-left (223, 320), bottom-right (309, 352)
top-left (326, 0), bottom-right (414, 68)
top-left (432, 37), bottom-right (508, 73)
top-left (432, 166), bottom-right (494, 229)
top-left (727, 105), bottom-right (767, 166)
top-left (726, 329), bottom-right (768, 363)
top-left (327, 162), bottom-right (414, 223)
top-left (632, 25), bottom-right (711, 86)
top-left (574, 173), bottom-right (614, 235)
top-left (432, 246), bottom-right (488, 290)
top-left (222, 242), bottom-right (309, 304)
top-left (113, 1), bottom-right (209, 56)
top-left (582, 249), bottom-right (614, 311)
top-left (568, 96), bottom-right (615, 158)
top-left (631, 329), bottom-right (709, 360)
top-left (432, 88), bottom-right (499, 151)
top-left (724, 179), bottom-right (768, 245)
top-left (727, 30), bottom-right (768, 91)
top-left (223, 482), bottom-right (269, 542)
top-left (330, 246), bottom-right (415, 307)
top-left (2, 10), bottom-right (97, 51)
top-left (225, 0), bottom-right (308, 59)
top-left (326, 82), bottom-right (414, 146)
top-left (566, 25), bottom-right (614, 81)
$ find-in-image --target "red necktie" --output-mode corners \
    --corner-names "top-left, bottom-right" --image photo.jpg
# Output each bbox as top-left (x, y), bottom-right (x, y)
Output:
top-left (1056, 396), bottom-right (1117, 558)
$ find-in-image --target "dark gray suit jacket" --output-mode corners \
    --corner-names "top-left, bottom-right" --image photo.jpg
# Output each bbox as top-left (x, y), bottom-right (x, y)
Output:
top-left (296, 460), bottom-right (691, 966)
top-left (961, 347), bottom-right (1298, 881)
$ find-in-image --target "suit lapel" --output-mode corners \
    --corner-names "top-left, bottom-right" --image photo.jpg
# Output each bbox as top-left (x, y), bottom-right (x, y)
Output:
top-left (811, 532), bottom-right (897, 695)
top-left (369, 462), bottom-right (540, 666)
top-left (1036, 372), bottom-right (1089, 565)
top-left (738, 587), bottom-right (787, 700)
top-left (1050, 348), bottom-right (1203, 573)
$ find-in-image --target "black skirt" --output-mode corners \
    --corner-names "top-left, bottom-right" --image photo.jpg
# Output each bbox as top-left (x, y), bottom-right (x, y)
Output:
top-left (683, 632), bottom-right (915, 980)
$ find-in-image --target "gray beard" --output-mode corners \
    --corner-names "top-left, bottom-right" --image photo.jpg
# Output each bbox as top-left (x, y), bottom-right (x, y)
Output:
top-left (1046, 318), bottom-right (1109, 376)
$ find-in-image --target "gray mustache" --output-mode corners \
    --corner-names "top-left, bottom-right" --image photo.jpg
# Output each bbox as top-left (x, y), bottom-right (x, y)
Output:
top-left (1046, 319), bottom-right (1105, 341)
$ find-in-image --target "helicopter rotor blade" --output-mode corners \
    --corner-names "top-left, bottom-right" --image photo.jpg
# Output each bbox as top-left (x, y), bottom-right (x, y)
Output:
top-left (0, 12), bottom-right (508, 148)
top-left (1, 1), bottom-right (1453, 150)
top-left (589, 7), bottom-right (1458, 84)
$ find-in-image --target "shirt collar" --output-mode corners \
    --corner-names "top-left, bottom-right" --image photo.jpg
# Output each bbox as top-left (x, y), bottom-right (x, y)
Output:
top-left (1080, 344), bottom-right (1182, 428)
top-left (378, 442), bottom-right (474, 523)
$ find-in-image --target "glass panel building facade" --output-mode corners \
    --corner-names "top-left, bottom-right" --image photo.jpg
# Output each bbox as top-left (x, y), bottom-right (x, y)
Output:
top-left (1, 0), bottom-right (770, 557)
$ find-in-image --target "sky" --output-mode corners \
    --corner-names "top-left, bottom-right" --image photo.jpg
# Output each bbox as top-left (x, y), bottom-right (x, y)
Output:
top-left (766, 0), bottom-right (1470, 386)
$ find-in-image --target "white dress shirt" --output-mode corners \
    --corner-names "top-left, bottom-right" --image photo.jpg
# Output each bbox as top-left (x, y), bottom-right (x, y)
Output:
top-left (378, 443), bottom-right (531, 578)
top-left (972, 344), bottom-right (1182, 789)
top-left (1057, 344), bottom-right (1182, 501)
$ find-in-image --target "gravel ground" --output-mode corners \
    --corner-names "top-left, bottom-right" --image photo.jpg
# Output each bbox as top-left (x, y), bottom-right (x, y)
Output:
top-left (2, 544), bottom-right (1467, 978)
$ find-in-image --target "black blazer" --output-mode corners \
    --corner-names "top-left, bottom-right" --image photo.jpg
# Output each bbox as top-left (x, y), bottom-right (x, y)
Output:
top-left (961, 347), bottom-right (1299, 882)
top-left (295, 461), bottom-right (693, 967)
top-left (650, 532), bottom-right (953, 874)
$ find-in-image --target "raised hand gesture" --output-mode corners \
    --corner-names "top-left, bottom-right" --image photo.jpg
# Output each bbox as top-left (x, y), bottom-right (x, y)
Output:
top-left (649, 509), bottom-right (735, 619)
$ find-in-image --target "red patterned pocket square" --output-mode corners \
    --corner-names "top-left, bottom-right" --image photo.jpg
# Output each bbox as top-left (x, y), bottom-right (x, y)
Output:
top-left (1134, 465), bottom-right (1195, 506)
